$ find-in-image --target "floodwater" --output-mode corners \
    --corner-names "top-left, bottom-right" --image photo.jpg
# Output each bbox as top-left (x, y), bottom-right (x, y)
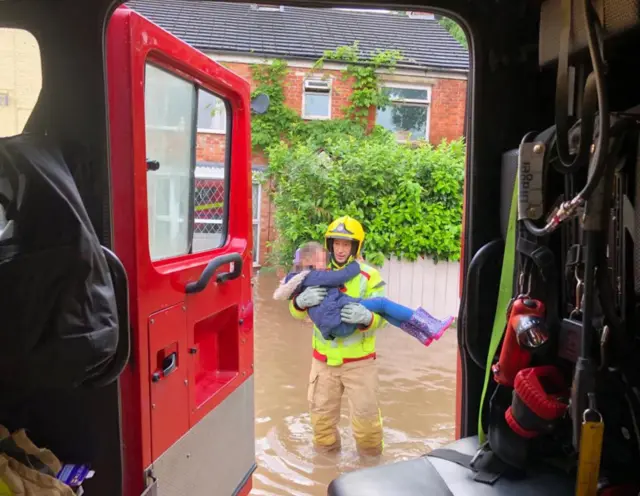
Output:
top-left (250, 271), bottom-right (458, 496)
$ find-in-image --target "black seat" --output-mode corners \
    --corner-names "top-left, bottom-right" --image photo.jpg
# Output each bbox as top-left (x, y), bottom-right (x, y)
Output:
top-left (327, 436), bottom-right (574, 496)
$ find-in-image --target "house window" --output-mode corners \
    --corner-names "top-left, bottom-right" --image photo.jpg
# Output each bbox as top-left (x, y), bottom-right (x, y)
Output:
top-left (197, 89), bottom-right (227, 133)
top-left (376, 85), bottom-right (431, 142)
top-left (303, 79), bottom-right (331, 120)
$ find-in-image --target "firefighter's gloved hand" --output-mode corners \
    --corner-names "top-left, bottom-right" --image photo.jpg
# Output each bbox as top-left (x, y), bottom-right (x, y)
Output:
top-left (295, 286), bottom-right (328, 309)
top-left (341, 303), bottom-right (373, 326)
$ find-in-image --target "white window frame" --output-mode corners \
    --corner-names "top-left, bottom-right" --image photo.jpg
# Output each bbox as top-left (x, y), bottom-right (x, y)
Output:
top-left (302, 78), bottom-right (332, 120)
top-left (379, 83), bottom-right (432, 142)
top-left (197, 90), bottom-right (227, 134)
top-left (252, 182), bottom-right (262, 265)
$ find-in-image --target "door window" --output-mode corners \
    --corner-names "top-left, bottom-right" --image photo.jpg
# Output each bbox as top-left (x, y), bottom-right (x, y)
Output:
top-left (144, 64), bottom-right (230, 261)
top-left (192, 90), bottom-right (229, 253)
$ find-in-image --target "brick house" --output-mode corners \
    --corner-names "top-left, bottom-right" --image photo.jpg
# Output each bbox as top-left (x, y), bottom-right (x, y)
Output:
top-left (129, 0), bottom-right (469, 266)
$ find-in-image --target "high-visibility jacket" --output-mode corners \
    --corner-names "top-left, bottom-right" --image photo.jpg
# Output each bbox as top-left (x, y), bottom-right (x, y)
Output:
top-left (289, 262), bottom-right (386, 366)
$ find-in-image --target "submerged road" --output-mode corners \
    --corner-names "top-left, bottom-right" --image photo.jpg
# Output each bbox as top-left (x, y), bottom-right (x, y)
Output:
top-left (250, 271), bottom-right (457, 496)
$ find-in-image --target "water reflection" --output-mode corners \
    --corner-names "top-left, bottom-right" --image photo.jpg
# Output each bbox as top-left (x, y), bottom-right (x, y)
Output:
top-left (250, 271), bottom-right (457, 496)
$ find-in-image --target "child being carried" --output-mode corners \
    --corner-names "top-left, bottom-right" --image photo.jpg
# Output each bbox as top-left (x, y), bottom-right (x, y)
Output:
top-left (274, 241), bottom-right (454, 345)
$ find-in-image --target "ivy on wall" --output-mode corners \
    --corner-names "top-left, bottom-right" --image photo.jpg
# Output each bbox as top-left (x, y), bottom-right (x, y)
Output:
top-left (250, 42), bottom-right (402, 148)
top-left (250, 60), bottom-right (300, 150)
top-left (248, 45), bottom-right (465, 267)
top-left (314, 42), bottom-right (403, 124)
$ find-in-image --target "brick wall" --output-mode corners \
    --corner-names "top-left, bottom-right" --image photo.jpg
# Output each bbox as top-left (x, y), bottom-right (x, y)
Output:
top-left (196, 133), bottom-right (226, 163)
top-left (196, 59), bottom-right (467, 265)
top-left (429, 78), bottom-right (467, 145)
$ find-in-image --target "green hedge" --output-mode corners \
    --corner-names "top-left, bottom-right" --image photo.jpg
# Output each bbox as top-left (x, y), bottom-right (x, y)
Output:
top-left (264, 123), bottom-right (465, 267)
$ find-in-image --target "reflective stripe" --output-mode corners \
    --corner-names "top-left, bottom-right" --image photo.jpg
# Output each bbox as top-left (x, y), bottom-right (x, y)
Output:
top-left (312, 266), bottom-right (383, 366)
top-left (342, 332), bottom-right (364, 347)
top-left (478, 179), bottom-right (519, 443)
top-left (360, 274), bottom-right (368, 296)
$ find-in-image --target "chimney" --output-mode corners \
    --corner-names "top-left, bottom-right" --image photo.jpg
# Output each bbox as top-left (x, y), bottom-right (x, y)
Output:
top-left (251, 4), bottom-right (284, 11)
top-left (406, 11), bottom-right (435, 19)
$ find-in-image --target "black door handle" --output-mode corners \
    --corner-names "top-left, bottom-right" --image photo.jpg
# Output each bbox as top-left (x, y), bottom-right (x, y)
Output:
top-left (185, 252), bottom-right (243, 294)
top-left (152, 352), bottom-right (177, 383)
top-left (460, 239), bottom-right (503, 369)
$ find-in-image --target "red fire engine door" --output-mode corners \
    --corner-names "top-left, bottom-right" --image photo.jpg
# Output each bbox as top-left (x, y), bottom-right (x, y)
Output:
top-left (108, 9), bottom-right (255, 495)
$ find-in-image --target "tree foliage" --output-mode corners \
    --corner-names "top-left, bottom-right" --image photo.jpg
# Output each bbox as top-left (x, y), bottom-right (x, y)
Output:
top-left (249, 48), bottom-right (466, 268)
top-left (250, 60), bottom-right (300, 150)
top-left (265, 133), bottom-right (465, 267)
top-left (314, 42), bottom-right (403, 124)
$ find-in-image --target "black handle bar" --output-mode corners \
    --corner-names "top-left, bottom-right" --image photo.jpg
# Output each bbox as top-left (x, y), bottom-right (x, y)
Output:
top-left (185, 252), bottom-right (243, 294)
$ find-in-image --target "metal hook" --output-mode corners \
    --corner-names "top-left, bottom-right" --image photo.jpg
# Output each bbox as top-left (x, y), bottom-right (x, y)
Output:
top-left (583, 393), bottom-right (603, 423)
top-left (517, 259), bottom-right (533, 297)
top-left (518, 271), bottom-right (526, 296)
top-left (575, 279), bottom-right (584, 312)
top-left (570, 265), bottom-right (584, 317)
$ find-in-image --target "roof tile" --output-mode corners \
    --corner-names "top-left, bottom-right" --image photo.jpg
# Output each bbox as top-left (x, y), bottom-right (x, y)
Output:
top-left (127, 0), bottom-right (469, 71)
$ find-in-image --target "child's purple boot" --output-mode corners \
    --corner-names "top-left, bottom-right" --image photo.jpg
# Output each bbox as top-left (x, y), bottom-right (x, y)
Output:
top-left (400, 308), bottom-right (455, 346)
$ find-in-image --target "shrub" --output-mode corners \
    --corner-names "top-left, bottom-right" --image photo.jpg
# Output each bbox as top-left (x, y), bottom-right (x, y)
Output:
top-left (265, 127), bottom-right (465, 267)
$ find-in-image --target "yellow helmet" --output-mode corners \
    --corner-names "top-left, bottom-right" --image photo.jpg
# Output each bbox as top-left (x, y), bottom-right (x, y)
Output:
top-left (324, 216), bottom-right (365, 258)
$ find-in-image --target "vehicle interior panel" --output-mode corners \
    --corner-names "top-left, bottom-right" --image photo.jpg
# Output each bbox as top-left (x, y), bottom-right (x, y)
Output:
top-left (328, 436), bottom-right (575, 496)
top-left (2, 0), bottom-right (640, 493)
top-left (0, 2), bottom-right (122, 495)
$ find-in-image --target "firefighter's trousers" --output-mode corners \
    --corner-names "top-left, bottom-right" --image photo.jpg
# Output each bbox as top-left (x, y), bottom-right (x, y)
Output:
top-left (307, 357), bottom-right (383, 455)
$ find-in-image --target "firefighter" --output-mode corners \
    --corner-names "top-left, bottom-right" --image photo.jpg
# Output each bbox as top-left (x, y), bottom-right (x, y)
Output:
top-left (289, 216), bottom-right (387, 455)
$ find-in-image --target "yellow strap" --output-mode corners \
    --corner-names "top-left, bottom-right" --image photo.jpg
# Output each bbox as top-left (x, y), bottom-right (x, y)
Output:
top-left (478, 180), bottom-right (519, 442)
top-left (575, 415), bottom-right (604, 496)
top-left (0, 479), bottom-right (13, 496)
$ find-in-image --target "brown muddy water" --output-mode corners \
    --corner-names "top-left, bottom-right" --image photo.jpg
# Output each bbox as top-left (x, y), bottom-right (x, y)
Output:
top-left (250, 271), bottom-right (458, 496)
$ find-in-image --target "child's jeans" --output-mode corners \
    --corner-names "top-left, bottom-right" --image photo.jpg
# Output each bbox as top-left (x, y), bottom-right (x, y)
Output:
top-left (360, 297), bottom-right (413, 328)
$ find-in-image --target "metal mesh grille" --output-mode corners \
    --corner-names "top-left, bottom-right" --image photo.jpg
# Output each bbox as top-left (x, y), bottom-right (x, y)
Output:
top-left (191, 177), bottom-right (261, 262)
top-left (193, 178), bottom-right (225, 252)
